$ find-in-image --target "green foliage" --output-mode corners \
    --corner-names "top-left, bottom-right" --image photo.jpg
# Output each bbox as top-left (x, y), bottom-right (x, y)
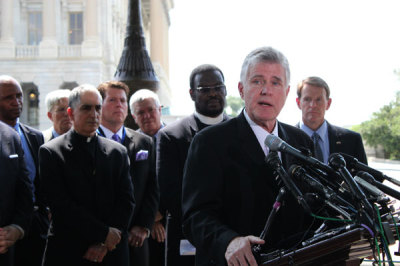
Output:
top-left (225, 95), bottom-right (244, 117)
top-left (359, 91), bottom-right (400, 159)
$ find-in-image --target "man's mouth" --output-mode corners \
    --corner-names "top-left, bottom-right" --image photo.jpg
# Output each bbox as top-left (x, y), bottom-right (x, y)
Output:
top-left (259, 101), bottom-right (272, 107)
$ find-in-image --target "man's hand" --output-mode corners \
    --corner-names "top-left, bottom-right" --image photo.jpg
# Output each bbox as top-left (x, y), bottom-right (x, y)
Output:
top-left (225, 236), bottom-right (264, 266)
top-left (0, 226), bottom-right (23, 254)
top-left (104, 227), bottom-right (121, 251)
top-left (128, 226), bottom-right (148, 247)
top-left (83, 243), bottom-right (108, 263)
top-left (151, 221), bottom-right (165, 243)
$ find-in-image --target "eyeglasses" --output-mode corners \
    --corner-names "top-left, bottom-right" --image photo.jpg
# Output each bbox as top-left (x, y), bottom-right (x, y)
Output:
top-left (196, 84), bottom-right (226, 94)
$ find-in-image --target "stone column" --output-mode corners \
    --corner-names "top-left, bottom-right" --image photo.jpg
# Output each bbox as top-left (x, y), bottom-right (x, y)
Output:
top-left (0, 0), bottom-right (15, 58)
top-left (81, 0), bottom-right (102, 57)
top-left (39, 0), bottom-right (58, 58)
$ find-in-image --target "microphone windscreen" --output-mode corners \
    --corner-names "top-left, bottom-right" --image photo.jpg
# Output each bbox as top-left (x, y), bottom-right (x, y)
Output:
top-left (265, 134), bottom-right (281, 151)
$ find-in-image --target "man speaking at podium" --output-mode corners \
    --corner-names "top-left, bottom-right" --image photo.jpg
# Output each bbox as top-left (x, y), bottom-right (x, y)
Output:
top-left (182, 47), bottom-right (316, 265)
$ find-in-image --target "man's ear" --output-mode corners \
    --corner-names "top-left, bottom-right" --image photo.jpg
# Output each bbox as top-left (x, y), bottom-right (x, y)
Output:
top-left (67, 107), bottom-right (73, 121)
top-left (296, 98), bottom-right (301, 110)
top-left (189, 89), bottom-right (196, 101)
top-left (238, 82), bottom-right (244, 99)
top-left (326, 98), bottom-right (332, 110)
top-left (47, 111), bottom-right (53, 121)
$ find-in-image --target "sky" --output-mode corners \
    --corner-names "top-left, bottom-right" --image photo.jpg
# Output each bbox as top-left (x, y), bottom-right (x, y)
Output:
top-left (167, 0), bottom-right (400, 127)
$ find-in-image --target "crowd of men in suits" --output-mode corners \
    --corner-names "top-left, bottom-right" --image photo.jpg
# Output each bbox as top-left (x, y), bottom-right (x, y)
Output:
top-left (0, 46), bottom-right (367, 266)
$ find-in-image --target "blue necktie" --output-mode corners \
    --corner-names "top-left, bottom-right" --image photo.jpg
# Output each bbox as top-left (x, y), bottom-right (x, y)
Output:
top-left (112, 134), bottom-right (120, 143)
top-left (312, 132), bottom-right (324, 162)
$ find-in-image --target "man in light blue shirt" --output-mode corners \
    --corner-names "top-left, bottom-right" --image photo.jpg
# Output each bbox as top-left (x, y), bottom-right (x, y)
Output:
top-left (296, 76), bottom-right (367, 165)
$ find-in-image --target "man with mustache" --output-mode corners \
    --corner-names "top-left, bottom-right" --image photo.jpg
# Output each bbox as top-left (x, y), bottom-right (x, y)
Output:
top-left (39, 84), bottom-right (134, 265)
top-left (295, 76), bottom-right (367, 167)
top-left (0, 75), bottom-right (48, 266)
top-left (157, 64), bottom-right (229, 266)
top-left (43, 89), bottom-right (72, 142)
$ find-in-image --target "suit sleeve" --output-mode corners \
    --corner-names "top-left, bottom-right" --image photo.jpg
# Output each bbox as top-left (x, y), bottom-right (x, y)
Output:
top-left (355, 133), bottom-right (368, 165)
top-left (182, 133), bottom-right (239, 264)
top-left (13, 135), bottom-right (34, 233)
top-left (157, 130), bottom-right (183, 216)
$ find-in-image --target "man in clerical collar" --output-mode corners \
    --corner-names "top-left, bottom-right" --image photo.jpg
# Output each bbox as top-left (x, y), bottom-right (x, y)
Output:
top-left (157, 64), bottom-right (229, 266)
top-left (97, 81), bottom-right (158, 266)
top-left (43, 89), bottom-right (72, 143)
top-left (39, 84), bottom-right (134, 265)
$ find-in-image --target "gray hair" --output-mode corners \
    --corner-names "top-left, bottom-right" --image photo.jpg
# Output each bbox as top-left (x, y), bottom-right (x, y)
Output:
top-left (129, 89), bottom-right (161, 115)
top-left (240, 46), bottom-right (290, 87)
top-left (69, 84), bottom-right (102, 110)
top-left (45, 89), bottom-right (71, 112)
top-left (0, 75), bottom-right (22, 90)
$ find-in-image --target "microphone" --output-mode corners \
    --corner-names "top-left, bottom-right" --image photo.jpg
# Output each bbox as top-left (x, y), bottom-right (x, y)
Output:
top-left (328, 153), bottom-right (374, 218)
top-left (265, 152), bottom-right (311, 214)
top-left (357, 171), bottom-right (400, 201)
top-left (354, 173), bottom-right (389, 203)
top-left (265, 134), bottom-right (335, 176)
top-left (340, 153), bottom-right (400, 185)
top-left (289, 164), bottom-right (355, 210)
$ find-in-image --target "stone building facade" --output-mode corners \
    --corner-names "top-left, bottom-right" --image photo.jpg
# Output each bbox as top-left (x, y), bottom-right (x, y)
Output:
top-left (0, 0), bottom-right (173, 130)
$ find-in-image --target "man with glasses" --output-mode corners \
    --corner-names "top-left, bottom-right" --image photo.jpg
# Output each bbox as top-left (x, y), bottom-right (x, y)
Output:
top-left (157, 64), bottom-right (229, 266)
top-left (43, 89), bottom-right (72, 142)
top-left (182, 47), bottom-right (316, 265)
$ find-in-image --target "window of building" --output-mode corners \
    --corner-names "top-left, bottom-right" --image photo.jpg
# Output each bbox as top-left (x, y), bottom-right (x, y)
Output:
top-left (20, 83), bottom-right (39, 127)
top-left (68, 12), bottom-right (83, 44)
top-left (28, 12), bottom-right (42, 45)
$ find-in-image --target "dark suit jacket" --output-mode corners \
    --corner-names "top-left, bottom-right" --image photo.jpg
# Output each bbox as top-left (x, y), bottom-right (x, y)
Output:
top-left (326, 122), bottom-right (368, 164)
top-left (295, 121), bottom-right (367, 165)
top-left (157, 114), bottom-right (230, 221)
top-left (39, 130), bottom-right (135, 266)
top-left (182, 112), bottom-right (316, 265)
top-left (0, 121), bottom-right (33, 266)
top-left (157, 113), bottom-right (229, 264)
top-left (122, 128), bottom-right (158, 231)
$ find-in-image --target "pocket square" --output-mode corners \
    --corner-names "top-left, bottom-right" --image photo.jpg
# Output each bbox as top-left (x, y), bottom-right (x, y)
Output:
top-left (135, 150), bottom-right (148, 161)
top-left (9, 154), bottom-right (18, 159)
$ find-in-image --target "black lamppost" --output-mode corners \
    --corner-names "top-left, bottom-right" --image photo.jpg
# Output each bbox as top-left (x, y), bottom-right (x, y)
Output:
top-left (114, 0), bottom-right (158, 129)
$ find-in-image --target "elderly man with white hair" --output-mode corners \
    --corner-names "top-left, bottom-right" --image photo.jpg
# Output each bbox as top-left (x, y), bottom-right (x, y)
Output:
top-left (42, 89), bottom-right (72, 142)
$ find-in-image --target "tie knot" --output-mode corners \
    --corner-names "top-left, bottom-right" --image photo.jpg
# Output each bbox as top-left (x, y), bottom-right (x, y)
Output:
top-left (112, 134), bottom-right (120, 143)
top-left (312, 132), bottom-right (320, 142)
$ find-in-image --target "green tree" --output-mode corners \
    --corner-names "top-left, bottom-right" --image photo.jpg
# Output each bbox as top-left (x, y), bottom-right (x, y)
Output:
top-left (359, 91), bottom-right (400, 159)
top-left (225, 95), bottom-right (244, 117)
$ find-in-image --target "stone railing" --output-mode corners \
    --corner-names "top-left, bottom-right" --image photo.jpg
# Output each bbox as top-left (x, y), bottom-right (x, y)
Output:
top-left (15, 45), bottom-right (39, 58)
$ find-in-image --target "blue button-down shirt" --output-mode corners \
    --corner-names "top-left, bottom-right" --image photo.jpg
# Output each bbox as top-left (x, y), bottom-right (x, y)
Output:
top-left (299, 120), bottom-right (330, 164)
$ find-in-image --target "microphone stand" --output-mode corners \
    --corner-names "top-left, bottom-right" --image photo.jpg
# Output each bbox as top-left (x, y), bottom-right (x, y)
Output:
top-left (252, 187), bottom-right (286, 264)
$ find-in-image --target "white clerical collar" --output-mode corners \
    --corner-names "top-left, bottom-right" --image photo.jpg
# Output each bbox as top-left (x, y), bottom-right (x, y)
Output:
top-left (243, 109), bottom-right (279, 156)
top-left (100, 124), bottom-right (123, 140)
top-left (194, 111), bottom-right (224, 125)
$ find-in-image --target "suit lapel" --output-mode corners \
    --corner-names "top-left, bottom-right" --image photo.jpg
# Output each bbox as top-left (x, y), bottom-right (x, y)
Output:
top-left (123, 129), bottom-right (136, 158)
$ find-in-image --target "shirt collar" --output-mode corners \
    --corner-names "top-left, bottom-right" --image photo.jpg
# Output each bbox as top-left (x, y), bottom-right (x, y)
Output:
top-left (194, 111), bottom-right (224, 125)
top-left (299, 120), bottom-right (328, 140)
top-left (243, 109), bottom-right (279, 155)
top-left (99, 124), bottom-right (124, 140)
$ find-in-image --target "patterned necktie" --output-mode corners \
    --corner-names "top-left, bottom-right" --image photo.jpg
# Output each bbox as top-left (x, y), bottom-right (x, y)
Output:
top-left (111, 134), bottom-right (120, 143)
top-left (312, 132), bottom-right (324, 162)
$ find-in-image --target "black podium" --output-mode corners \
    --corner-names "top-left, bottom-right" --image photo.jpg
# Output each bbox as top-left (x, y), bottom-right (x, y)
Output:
top-left (261, 229), bottom-right (372, 265)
